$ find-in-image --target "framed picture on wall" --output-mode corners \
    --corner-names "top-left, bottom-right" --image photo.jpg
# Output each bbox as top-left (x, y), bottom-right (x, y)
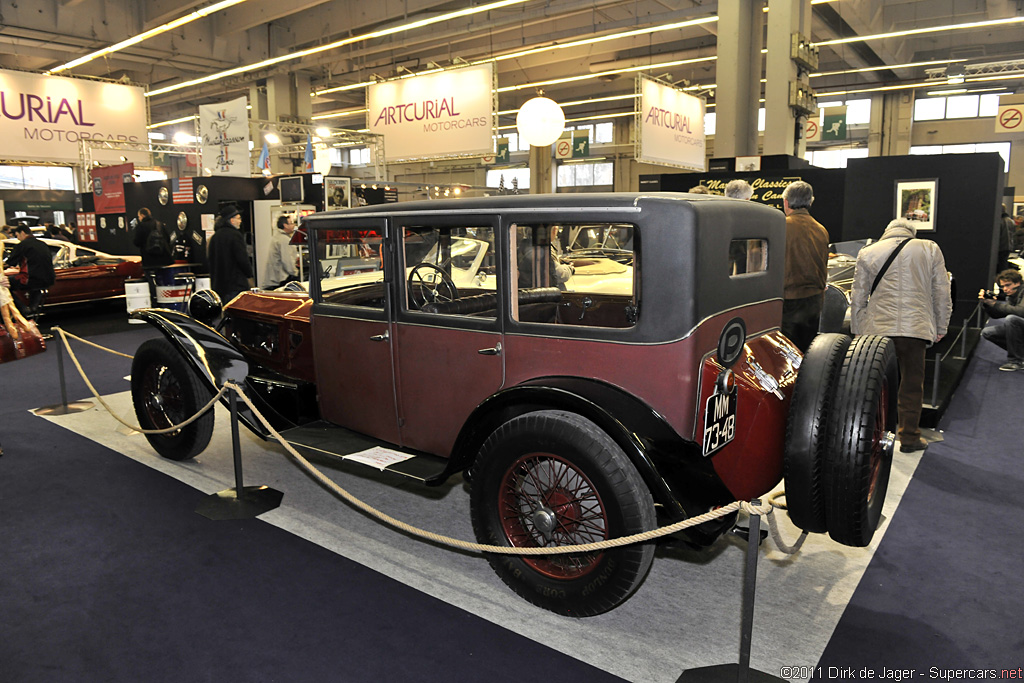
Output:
top-left (1014, 202), bottom-right (1024, 220)
top-left (894, 179), bottom-right (937, 232)
top-left (324, 177), bottom-right (351, 211)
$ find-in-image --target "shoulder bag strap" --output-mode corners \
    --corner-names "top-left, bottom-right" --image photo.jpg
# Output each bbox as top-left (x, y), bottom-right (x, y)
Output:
top-left (870, 238), bottom-right (912, 297)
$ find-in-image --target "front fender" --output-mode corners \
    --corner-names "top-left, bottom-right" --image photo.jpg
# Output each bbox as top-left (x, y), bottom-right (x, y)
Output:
top-left (445, 376), bottom-right (736, 523)
top-left (132, 309), bottom-right (278, 438)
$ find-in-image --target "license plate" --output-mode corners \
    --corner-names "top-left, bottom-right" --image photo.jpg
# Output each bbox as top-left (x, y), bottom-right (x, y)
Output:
top-left (702, 388), bottom-right (737, 457)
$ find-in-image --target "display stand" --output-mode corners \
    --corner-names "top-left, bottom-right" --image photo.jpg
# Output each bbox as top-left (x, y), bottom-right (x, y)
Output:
top-left (32, 326), bottom-right (93, 416)
top-left (195, 387), bottom-right (283, 520)
top-left (677, 501), bottom-right (786, 683)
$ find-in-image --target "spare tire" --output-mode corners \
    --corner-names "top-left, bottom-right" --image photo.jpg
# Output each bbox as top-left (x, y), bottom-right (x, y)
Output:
top-left (823, 335), bottom-right (899, 547)
top-left (784, 333), bottom-right (852, 533)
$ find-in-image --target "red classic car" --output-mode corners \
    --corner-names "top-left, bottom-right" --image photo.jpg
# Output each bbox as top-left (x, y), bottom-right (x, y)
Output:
top-left (129, 194), bottom-right (897, 616)
top-left (2, 238), bottom-right (144, 308)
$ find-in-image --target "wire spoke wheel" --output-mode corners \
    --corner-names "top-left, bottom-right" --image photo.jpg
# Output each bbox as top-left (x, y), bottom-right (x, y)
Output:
top-left (470, 410), bottom-right (655, 616)
top-left (131, 338), bottom-right (214, 461)
top-left (499, 453), bottom-right (607, 579)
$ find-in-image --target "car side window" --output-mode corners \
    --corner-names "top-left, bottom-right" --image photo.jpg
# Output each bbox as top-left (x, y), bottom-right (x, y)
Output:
top-left (728, 239), bottom-right (768, 276)
top-left (314, 227), bottom-right (386, 309)
top-left (402, 225), bottom-right (497, 319)
top-left (513, 223), bottom-right (636, 328)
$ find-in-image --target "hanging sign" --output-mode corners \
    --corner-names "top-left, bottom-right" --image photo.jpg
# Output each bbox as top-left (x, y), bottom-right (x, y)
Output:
top-left (199, 96), bottom-right (250, 177)
top-left (996, 94), bottom-right (1024, 134)
top-left (367, 63), bottom-right (494, 161)
top-left (90, 163), bottom-right (133, 214)
top-left (0, 68), bottom-right (147, 164)
top-left (821, 106), bottom-right (847, 141)
top-left (637, 75), bottom-right (705, 171)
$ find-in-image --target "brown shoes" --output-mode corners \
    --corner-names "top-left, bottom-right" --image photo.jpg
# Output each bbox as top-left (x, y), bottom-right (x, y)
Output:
top-left (899, 438), bottom-right (928, 453)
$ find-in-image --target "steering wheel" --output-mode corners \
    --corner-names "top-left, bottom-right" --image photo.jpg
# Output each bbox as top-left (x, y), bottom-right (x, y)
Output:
top-left (408, 263), bottom-right (459, 309)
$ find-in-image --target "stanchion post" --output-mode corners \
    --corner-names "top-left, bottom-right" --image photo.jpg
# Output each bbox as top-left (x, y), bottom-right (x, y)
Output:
top-left (930, 350), bottom-right (941, 408)
top-left (229, 386), bottom-right (245, 493)
top-left (32, 326), bottom-right (94, 416)
top-left (194, 383), bottom-right (283, 520)
top-left (959, 318), bottom-right (967, 359)
top-left (54, 326), bottom-right (69, 409)
top-left (676, 501), bottom-right (784, 683)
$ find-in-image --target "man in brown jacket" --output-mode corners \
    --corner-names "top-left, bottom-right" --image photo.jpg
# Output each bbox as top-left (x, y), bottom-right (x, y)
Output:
top-left (781, 181), bottom-right (830, 352)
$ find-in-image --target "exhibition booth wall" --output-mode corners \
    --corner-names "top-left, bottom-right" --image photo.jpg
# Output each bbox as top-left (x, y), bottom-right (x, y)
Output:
top-left (644, 152), bottom-right (1007, 329)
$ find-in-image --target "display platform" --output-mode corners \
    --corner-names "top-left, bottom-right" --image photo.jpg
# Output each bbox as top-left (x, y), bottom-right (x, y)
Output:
top-left (35, 386), bottom-right (925, 682)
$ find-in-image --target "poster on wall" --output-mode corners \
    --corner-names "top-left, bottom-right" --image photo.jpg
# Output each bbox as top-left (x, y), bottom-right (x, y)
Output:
top-left (895, 179), bottom-right (937, 232)
top-left (367, 63), bottom-right (494, 161)
top-left (0, 68), bottom-right (147, 164)
top-left (90, 163), bottom-right (133, 214)
top-left (637, 74), bottom-right (706, 171)
top-left (199, 96), bottom-right (250, 177)
top-left (324, 177), bottom-right (351, 210)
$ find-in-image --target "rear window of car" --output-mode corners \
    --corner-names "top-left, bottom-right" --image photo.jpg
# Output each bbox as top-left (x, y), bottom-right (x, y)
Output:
top-left (729, 239), bottom-right (768, 276)
top-left (513, 223), bottom-right (637, 328)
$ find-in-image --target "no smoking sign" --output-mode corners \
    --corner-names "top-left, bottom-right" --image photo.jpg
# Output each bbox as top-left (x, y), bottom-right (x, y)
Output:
top-left (555, 139), bottom-right (572, 159)
top-left (996, 103), bottom-right (1023, 133)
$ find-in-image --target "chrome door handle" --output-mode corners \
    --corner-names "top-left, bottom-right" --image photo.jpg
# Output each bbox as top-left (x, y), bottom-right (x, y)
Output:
top-left (478, 341), bottom-right (502, 356)
top-left (370, 331), bottom-right (389, 342)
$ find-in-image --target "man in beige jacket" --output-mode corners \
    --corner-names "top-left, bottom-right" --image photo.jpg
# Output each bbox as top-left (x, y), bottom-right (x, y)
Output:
top-left (851, 218), bottom-right (951, 453)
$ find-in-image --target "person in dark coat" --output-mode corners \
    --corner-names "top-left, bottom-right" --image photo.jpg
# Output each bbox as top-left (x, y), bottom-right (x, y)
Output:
top-left (2, 224), bottom-right (56, 318)
top-left (207, 204), bottom-right (253, 305)
top-left (132, 207), bottom-right (173, 300)
top-left (132, 207), bottom-right (173, 269)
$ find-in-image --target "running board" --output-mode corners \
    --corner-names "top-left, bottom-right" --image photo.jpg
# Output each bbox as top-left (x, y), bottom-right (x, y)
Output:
top-left (278, 420), bottom-right (450, 483)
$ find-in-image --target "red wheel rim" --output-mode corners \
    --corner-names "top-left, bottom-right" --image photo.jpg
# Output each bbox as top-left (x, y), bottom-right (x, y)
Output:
top-left (497, 453), bottom-right (608, 579)
top-left (867, 381), bottom-right (889, 501)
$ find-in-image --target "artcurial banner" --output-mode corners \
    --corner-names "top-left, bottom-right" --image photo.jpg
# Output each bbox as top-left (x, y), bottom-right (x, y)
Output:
top-left (638, 75), bottom-right (705, 171)
top-left (199, 96), bottom-right (250, 176)
top-left (0, 68), bottom-right (147, 164)
top-left (367, 63), bottom-right (494, 161)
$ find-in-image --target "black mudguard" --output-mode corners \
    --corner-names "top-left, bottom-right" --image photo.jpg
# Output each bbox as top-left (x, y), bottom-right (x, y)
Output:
top-left (445, 376), bottom-right (736, 529)
top-left (131, 309), bottom-right (292, 438)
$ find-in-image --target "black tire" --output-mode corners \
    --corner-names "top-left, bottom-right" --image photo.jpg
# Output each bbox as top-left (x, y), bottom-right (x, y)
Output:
top-left (784, 333), bottom-right (852, 533)
top-left (823, 335), bottom-right (899, 547)
top-left (131, 338), bottom-right (215, 461)
top-left (469, 410), bottom-right (656, 617)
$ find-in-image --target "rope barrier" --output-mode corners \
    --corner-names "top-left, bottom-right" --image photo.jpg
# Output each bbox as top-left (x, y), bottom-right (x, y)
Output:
top-left (55, 327), bottom-right (229, 435)
top-left (55, 327), bottom-right (134, 360)
top-left (49, 329), bottom-right (810, 557)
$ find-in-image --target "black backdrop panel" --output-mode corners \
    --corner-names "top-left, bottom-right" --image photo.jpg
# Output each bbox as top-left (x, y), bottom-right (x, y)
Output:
top-left (644, 167), bottom-right (846, 243)
top-left (841, 153), bottom-right (1005, 327)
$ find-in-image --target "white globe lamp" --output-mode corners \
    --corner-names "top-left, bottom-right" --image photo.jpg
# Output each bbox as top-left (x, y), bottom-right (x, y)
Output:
top-left (516, 96), bottom-right (565, 147)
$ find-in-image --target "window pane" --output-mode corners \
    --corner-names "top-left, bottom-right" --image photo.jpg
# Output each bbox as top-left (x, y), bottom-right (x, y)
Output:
top-left (593, 162), bottom-right (613, 186)
top-left (0, 166), bottom-right (24, 188)
top-left (404, 226), bottom-right (496, 317)
top-left (514, 223), bottom-right (636, 327)
top-left (316, 227), bottom-right (385, 307)
top-left (945, 95), bottom-right (979, 119)
top-left (845, 98), bottom-right (871, 125)
top-left (486, 168), bottom-right (531, 190)
top-left (704, 111), bottom-right (716, 136)
top-left (594, 122), bottom-right (614, 143)
top-left (914, 97), bottom-right (946, 121)
top-left (556, 164), bottom-right (575, 187)
top-left (757, 107), bottom-right (765, 132)
top-left (729, 239), bottom-right (768, 275)
top-left (909, 146), bottom-right (943, 155)
top-left (979, 94), bottom-right (1000, 117)
top-left (943, 144), bottom-right (976, 154)
top-left (574, 163), bottom-right (594, 186)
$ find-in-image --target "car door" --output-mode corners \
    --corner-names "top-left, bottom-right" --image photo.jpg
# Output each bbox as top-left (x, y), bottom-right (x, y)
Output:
top-left (391, 218), bottom-right (504, 457)
top-left (309, 220), bottom-right (402, 445)
top-left (60, 245), bottom-right (122, 301)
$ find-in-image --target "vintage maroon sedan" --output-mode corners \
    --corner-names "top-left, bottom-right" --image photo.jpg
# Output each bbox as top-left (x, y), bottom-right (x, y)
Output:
top-left (2, 238), bottom-right (144, 308)
top-left (128, 194), bottom-right (896, 616)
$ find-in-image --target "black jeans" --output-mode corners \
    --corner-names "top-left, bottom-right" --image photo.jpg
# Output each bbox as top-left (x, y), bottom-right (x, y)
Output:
top-left (781, 293), bottom-right (823, 353)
